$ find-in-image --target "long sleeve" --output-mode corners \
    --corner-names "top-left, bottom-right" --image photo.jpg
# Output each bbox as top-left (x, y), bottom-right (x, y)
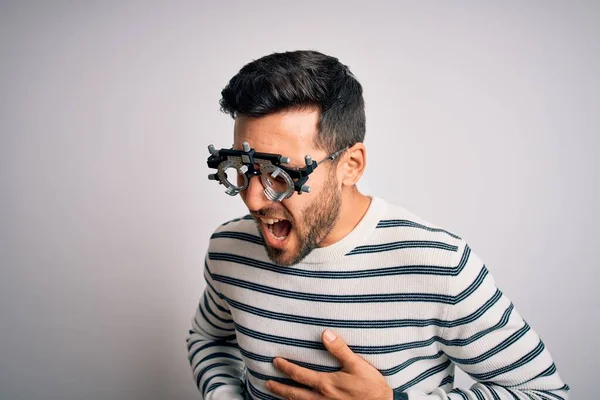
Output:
top-left (402, 244), bottom-right (569, 400)
top-left (186, 254), bottom-right (247, 399)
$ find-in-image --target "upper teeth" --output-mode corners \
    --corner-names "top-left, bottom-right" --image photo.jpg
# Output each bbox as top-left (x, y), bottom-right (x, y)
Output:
top-left (262, 218), bottom-right (280, 225)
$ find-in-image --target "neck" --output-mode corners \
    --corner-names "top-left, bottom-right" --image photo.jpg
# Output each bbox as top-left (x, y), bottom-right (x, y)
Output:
top-left (318, 187), bottom-right (371, 247)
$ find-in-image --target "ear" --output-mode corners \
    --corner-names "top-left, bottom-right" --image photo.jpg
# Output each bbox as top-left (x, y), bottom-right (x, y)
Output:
top-left (338, 143), bottom-right (366, 187)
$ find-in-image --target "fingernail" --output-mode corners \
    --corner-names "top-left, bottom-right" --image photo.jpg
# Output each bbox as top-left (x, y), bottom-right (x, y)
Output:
top-left (272, 358), bottom-right (278, 367)
top-left (323, 329), bottom-right (336, 342)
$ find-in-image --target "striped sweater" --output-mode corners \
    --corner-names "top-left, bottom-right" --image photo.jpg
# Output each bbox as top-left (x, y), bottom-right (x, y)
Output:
top-left (186, 197), bottom-right (569, 399)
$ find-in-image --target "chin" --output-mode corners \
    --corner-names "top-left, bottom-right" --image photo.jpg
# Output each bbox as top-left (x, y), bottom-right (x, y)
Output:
top-left (265, 246), bottom-right (297, 267)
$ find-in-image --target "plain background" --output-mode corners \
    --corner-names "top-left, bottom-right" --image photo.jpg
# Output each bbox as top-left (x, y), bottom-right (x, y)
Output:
top-left (1, 1), bottom-right (598, 399)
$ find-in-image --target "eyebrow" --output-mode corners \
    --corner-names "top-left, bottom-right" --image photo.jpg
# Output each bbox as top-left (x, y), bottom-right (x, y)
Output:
top-left (281, 163), bottom-right (302, 171)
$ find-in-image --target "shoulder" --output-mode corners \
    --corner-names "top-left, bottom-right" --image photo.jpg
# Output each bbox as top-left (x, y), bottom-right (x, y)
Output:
top-left (371, 200), bottom-right (491, 299)
top-left (205, 214), bottom-right (266, 274)
top-left (381, 201), bottom-right (490, 288)
top-left (379, 201), bottom-right (464, 243)
top-left (360, 199), bottom-right (467, 266)
top-left (208, 214), bottom-right (262, 249)
top-left (214, 213), bottom-right (256, 233)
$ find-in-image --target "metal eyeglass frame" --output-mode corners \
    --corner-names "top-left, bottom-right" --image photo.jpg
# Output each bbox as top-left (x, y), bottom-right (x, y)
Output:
top-left (207, 142), bottom-right (347, 202)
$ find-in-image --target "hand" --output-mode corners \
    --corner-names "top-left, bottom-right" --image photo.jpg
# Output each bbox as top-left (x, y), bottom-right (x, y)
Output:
top-left (266, 329), bottom-right (393, 400)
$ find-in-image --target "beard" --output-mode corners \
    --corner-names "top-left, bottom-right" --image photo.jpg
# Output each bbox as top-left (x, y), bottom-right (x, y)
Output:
top-left (257, 173), bottom-right (342, 266)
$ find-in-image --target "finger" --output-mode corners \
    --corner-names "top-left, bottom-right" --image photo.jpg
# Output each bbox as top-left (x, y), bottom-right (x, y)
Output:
top-left (273, 357), bottom-right (322, 388)
top-left (266, 380), bottom-right (322, 400)
top-left (321, 329), bottom-right (359, 368)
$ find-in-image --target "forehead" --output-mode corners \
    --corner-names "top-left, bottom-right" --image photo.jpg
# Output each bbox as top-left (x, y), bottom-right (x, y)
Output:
top-left (233, 108), bottom-right (323, 162)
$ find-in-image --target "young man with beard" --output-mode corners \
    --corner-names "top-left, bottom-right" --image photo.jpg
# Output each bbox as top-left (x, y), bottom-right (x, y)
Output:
top-left (186, 51), bottom-right (568, 400)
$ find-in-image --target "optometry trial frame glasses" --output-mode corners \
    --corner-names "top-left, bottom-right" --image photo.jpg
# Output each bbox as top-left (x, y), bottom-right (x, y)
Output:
top-left (207, 142), bottom-right (347, 202)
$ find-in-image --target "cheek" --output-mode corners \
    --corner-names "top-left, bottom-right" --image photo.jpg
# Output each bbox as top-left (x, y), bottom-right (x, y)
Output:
top-left (306, 167), bottom-right (335, 194)
top-left (306, 176), bottom-right (324, 193)
top-left (281, 197), bottom-right (305, 224)
top-left (284, 187), bottom-right (323, 224)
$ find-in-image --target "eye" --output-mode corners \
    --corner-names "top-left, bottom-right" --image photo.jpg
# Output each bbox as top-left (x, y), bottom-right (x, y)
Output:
top-left (281, 167), bottom-right (301, 181)
top-left (264, 169), bottom-right (288, 192)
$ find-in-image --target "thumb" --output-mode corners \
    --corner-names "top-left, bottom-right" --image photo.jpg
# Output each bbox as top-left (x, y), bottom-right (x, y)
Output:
top-left (322, 329), bottom-right (359, 368)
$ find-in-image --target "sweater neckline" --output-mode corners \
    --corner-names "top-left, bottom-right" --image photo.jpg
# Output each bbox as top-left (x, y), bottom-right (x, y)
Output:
top-left (299, 196), bottom-right (386, 265)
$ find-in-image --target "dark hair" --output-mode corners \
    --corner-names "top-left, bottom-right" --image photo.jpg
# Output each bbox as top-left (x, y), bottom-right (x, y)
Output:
top-left (219, 50), bottom-right (365, 153)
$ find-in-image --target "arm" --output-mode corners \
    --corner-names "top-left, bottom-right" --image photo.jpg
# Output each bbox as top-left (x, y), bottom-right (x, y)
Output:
top-left (405, 244), bottom-right (569, 400)
top-left (186, 254), bottom-right (246, 399)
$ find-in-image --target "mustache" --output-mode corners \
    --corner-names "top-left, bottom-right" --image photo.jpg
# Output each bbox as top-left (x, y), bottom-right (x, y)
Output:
top-left (251, 208), bottom-right (293, 222)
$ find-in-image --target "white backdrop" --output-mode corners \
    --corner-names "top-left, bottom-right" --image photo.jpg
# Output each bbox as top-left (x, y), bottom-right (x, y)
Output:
top-left (1, 1), bottom-right (598, 399)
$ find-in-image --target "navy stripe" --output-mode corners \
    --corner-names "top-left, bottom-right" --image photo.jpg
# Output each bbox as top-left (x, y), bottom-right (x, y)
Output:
top-left (471, 388), bottom-right (486, 400)
top-left (376, 219), bottom-right (461, 239)
top-left (234, 303), bottom-right (513, 355)
top-left (197, 352), bottom-right (243, 376)
top-left (489, 386), bottom-right (501, 400)
top-left (204, 292), bottom-right (234, 324)
top-left (532, 389), bottom-right (567, 400)
top-left (531, 392), bottom-right (553, 400)
top-left (247, 368), bottom-right (311, 389)
top-left (206, 289), bottom-right (231, 314)
top-left (220, 214), bottom-right (253, 226)
top-left (199, 352), bottom-right (243, 364)
top-left (188, 340), bottom-right (240, 364)
top-left (239, 345), bottom-right (446, 377)
top-left (210, 264), bottom-right (489, 305)
top-left (381, 351), bottom-right (445, 376)
top-left (212, 231), bottom-right (264, 245)
top-left (450, 323), bottom-right (531, 365)
top-left (191, 316), bottom-right (237, 342)
top-left (239, 347), bottom-right (338, 373)
top-left (238, 347), bottom-right (276, 365)
top-left (196, 362), bottom-right (230, 388)
top-left (347, 240), bottom-right (458, 256)
top-left (248, 380), bottom-right (279, 400)
top-left (507, 362), bottom-right (557, 389)
top-left (202, 373), bottom-right (239, 394)
top-left (392, 392), bottom-right (409, 400)
top-left (204, 269), bottom-right (227, 301)
top-left (211, 244), bottom-right (471, 279)
top-left (206, 381), bottom-right (226, 394)
top-left (503, 388), bottom-right (521, 400)
top-left (471, 341), bottom-right (545, 381)
top-left (225, 287), bottom-right (502, 329)
top-left (475, 385), bottom-right (502, 400)
top-left (449, 388), bottom-right (469, 400)
top-left (198, 301), bottom-right (235, 332)
top-left (190, 322), bottom-right (231, 342)
top-left (439, 374), bottom-right (454, 386)
top-left (541, 363), bottom-right (557, 377)
top-left (235, 323), bottom-right (326, 352)
top-left (529, 393), bottom-right (551, 400)
top-left (395, 360), bottom-right (451, 392)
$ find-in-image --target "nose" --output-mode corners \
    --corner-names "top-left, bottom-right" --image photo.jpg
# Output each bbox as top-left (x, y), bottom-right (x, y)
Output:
top-left (241, 174), bottom-right (272, 211)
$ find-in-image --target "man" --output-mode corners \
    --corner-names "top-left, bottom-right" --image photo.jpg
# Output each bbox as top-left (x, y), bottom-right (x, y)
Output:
top-left (186, 50), bottom-right (568, 400)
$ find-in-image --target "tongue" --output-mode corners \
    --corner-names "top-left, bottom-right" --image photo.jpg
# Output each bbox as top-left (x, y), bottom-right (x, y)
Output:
top-left (273, 220), bottom-right (292, 237)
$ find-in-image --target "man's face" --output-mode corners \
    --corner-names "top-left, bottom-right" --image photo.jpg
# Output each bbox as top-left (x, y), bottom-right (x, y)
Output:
top-left (233, 108), bottom-right (342, 266)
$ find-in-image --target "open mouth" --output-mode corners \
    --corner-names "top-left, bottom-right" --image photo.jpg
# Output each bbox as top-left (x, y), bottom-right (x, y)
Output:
top-left (258, 217), bottom-right (293, 244)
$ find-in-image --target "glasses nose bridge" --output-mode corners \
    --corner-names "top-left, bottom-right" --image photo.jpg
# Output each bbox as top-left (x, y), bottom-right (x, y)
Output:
top-left (246, 173), bottom-right (264, 190)
top-left (242, 171), bottom-right (271, 206)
